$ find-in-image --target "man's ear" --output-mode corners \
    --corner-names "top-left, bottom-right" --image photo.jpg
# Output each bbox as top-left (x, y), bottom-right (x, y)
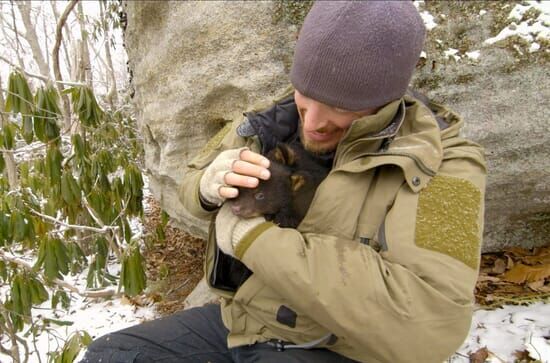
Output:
top-left (272, 143), bottom-right (296, 166)
top-left (290, 174), bottom-right (306, 192)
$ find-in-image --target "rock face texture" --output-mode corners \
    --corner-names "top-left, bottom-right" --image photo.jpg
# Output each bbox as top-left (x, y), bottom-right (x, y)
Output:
top-left (124, 1), bottom-right (302, 237)
top-left (411, 2), bottom-right (549, 252)
top-left (124, 1), bottom-right (549, 252)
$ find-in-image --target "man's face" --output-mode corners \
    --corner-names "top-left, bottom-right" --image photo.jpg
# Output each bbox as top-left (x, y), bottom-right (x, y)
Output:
top-left (295, 90), bottom-right (377, 154)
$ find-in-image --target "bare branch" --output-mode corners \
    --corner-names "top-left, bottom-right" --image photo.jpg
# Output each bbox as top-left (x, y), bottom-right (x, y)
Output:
top-left (82, 195), bottom-right (122, 259)
top-left (0, 250), bottom-right (120, 299)
top-left (0, 307), bottom-right (22, 363)
top-left (9, 0), bottom-right (26, 69)
top-left (28, 207), bottom-right (118, 234)
top-left (0, 55), bottom-right (85, 86)
top-left (16, 1), bottom-right (51, 78)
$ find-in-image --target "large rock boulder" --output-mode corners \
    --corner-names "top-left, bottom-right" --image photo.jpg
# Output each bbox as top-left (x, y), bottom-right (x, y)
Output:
top-left (411, 2), bottom-right (549, 251)
top-left (124, 1), bottom-right (549, 252)
top-left (123, 1), bottom-right (305, 237)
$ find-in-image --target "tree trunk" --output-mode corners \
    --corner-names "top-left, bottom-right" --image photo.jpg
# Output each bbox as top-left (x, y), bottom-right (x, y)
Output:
top-left (76, 1), bottom-right (93, 87)
top-left (50, 0), bottom-right (72, 75)
top-left (16, 1), bottom-right (51, 79)
top-left (8, 1), bottom-right (26, 69)
top-left (52, 0), bottom-right (78, 131)
top-left (0, 72), bottom-right (19, 189)
top-left (99, 1), bottom-right (118, 107)
top-left (42, 3), bottom-right (50, 72)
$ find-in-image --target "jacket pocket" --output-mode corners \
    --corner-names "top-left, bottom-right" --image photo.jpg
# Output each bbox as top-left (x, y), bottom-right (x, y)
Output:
top-left (234, 278), bottom-right (328, 342)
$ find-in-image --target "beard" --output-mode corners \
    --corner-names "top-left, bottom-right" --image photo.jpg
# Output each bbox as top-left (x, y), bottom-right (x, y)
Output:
top-left (299, 124), bottom-right (340, 155)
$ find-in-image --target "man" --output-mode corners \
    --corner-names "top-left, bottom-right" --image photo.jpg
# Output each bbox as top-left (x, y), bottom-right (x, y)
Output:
top-left (83, 1), bottom-right (486, 362)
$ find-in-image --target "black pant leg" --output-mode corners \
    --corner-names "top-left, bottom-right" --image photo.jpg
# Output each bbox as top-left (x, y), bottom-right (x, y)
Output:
top-left (80, 304), bottom-right (233, 363)
top-left (231, 343), bottom-right (360, 363)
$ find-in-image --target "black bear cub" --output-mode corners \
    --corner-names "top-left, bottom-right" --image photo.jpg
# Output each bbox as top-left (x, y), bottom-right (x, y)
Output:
top-left (227, 143), bottom-right (330, 228)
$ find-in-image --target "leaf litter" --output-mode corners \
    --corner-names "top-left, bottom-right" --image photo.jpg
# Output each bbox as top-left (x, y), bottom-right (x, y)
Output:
top-left (448, 246), bottom-right (550, 362)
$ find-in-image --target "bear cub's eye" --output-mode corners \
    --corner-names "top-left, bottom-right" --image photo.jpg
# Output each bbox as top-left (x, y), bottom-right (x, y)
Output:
top-left (254, 192), bottom-right (265, 201)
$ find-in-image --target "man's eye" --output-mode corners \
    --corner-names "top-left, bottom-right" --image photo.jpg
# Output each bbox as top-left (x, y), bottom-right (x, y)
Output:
top-left (254, 193), bottom-right (265, 201)
top-left (333, 107), bottom-right (349, 114)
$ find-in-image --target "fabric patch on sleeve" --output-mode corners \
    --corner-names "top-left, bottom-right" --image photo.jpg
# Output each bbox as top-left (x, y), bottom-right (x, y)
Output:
top-left (415, 175), bottom-right (482, 269)
top-left (198, 123), bottom-right (232, 158)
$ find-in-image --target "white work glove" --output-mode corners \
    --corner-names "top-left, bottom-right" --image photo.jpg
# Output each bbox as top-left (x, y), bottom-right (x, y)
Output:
top-left (199, 147), bottom-right (249, 207)
top-left (215, 203), bottom-right (265, 258)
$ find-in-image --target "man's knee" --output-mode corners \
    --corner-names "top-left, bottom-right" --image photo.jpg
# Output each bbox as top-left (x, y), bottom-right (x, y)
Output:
top-left (80, 332), bottom-right (142, 363)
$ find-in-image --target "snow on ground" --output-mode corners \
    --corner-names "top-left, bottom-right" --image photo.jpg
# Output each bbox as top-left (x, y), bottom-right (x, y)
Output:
top-left (3, 284), bottom-right (549, 362)
top-left (452, 303), bottom-right (550, 362)
top-left (0, 173), bottom-right (156, 362)
top-left (30, 269), bottom-right (156, 362)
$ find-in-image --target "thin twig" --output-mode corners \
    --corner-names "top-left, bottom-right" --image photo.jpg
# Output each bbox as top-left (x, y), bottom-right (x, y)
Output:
top-left (28, 207), bottom-right (117, 234)
top-left (81, 195), bottom-right (122, 258)
top-left (0, 55), bottom-right (84, 87)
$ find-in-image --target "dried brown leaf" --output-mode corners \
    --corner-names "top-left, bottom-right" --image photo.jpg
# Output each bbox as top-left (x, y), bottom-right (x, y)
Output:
top-left (491, 258), bottom-right (507, 274)
top-left (521, 251), bottom-right (550, 266)
top-left (469, 346), bottom-right (489, 363)
top-left (513, 349), bottom-right (534, 362)
top-left (477, 274), bottom-right (502, 283)
top-left (527, 280), bottom-right (546, 291)
top-left (505, 247), bottom-right (533, 257)
top-left (506, 255), bottom-right (514, 270)
top-left (503, 263), bottom-right (550, 284)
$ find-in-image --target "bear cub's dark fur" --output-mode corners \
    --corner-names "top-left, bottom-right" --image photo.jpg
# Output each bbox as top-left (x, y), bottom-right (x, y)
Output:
top-left (227, 143), bottom-right (330, 228)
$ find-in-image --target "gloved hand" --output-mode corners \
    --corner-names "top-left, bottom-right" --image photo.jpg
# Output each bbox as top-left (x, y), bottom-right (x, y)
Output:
top-left (199, 147), bottom-right (249, 207)
top-left (199, 147), bottom-right (271, 207)
top-left (215, 203), bottom-right (265, 258)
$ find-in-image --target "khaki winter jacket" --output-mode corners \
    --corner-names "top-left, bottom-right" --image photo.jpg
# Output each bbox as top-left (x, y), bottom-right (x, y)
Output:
top-left (179, 92), bottom-right (486, 363)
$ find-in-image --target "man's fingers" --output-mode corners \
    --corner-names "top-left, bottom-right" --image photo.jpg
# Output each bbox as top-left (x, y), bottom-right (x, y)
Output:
top-left (240, 149), bottom-right (270, 169)
top-left (232, 159), bottom-right (271, 180)
top-left (219, 186), bottom-right (239, 199)
top-left (224, 172), bottom-right (259, 189)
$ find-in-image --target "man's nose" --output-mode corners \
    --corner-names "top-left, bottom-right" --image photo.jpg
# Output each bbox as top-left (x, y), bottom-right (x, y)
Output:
top-left (303, 103), bottom-right (328, 130)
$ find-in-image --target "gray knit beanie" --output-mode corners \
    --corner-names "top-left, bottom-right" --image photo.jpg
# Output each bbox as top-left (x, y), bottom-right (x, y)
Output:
top-left (290, 1), bottom-right (426, 111)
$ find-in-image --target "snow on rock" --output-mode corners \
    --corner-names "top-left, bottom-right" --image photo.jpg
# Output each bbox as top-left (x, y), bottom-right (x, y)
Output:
top-left (465, 50), bottom-right (480, 60)
top-left (444, 48), bottom-right (461, 61)
top-left (420, 10), bottom-right (437, 31)
top-left (413, 1), bottom-right (437, 31)
top-left (485, 1), bottom-right (550, 47)
top-left (529, 42), bottom-right (541, 53)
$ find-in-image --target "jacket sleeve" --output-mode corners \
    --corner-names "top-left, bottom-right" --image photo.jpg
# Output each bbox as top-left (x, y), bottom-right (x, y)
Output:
top-left (236, 155), bottom-right (486, 362)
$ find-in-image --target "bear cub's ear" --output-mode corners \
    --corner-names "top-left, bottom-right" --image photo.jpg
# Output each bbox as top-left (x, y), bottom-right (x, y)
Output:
top-left (271, 143), bottom-right (296, 166)
top-left (290, 174), bottom-right (306, 192)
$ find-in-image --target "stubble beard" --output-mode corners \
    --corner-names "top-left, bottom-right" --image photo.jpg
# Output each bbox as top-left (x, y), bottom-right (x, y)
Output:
top-left (299, 125), bottom-right (338, 155)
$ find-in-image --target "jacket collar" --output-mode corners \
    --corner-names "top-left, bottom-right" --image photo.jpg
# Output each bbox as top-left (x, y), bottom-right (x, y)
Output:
top-left (334, 95), bottom-right (445, 192)
top-left (241, 91), bottom-right (449, 192)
